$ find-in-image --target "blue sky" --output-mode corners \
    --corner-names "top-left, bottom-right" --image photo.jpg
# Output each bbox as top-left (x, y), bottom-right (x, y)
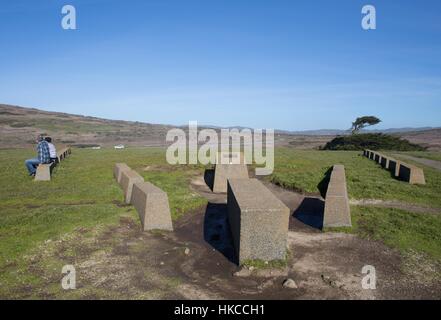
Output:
top-left (0, 0), bottom-right (440, 130)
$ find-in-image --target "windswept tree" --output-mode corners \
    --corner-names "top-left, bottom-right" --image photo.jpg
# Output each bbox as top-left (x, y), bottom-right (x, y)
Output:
top-left (351, 116), bottom-right (381, 134)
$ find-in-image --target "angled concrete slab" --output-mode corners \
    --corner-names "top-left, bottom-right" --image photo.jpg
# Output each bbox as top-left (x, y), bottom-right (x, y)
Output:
top-left (323, 165), bottom-right (351, 228)
top-left (131, 181), bottom-right (173, 231)
top-left (227, 178), bottom-right (290, 264)
top-left (120, 169), bottom-right (144, 204)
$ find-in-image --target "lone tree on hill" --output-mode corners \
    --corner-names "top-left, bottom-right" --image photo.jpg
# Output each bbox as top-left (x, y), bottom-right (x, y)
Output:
top-left (351, 116), bottom-right (381, 134)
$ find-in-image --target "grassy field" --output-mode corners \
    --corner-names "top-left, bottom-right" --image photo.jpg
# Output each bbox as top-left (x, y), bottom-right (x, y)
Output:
top-left (0, 147), bottom-right (207, 291)
top-left (270, 148), bottom-right (441, 208)
top-left (0, 147), bottom-right (440, 297)
top-left (398, 151), bottom-right (441, 162)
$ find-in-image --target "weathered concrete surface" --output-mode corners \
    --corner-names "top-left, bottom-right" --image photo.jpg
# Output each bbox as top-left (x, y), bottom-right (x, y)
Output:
top-left (114, 163), bottom-right (131, 184)
top-left (131, 181), bottom-right (173, 231)
top-left (365, 152), bottom-right (426, 184)
top-left (227, 178), bottom-right (290, 264)
top-left (398, 163), bottom-right (426, 185)
top-left (388, 159), bottom-right (401, 177)
top-left (34, 163), bottom-right (54, 181)
top-left (380, 156), bottom-right (391, 169)
top-left (374, 153), bottom-right (381, 163)
top-left (377, 153), bottom-right (386, 164)
top-left (213, 152), bottom-right (249, 193)
top-left (120, 169), bottom-right (144, 204)
top-left (323, 165), bottom-right (351, 228)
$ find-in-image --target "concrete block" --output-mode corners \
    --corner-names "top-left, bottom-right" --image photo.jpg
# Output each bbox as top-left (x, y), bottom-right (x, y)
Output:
top-left (227, 178), bottom-right (290, 264)
top-left (398, 163), bottom-right (426, 185)
top-left (131, 181), bottom-right (173, 231)
top-left (323, 165), bottom-right (351, 227)
top-left (120, 169), bottom-right (144, 204)
top-left (114, 163), bottom-right (131, 184)
top-left (34, 163), bottom-right (54, 181)
top-left (213, 152), bottom-right (249, 193)
top-left (380, 156), bottom-right (390, 169)
top-left (374, 153), bottom-right (380, 163)
top-left (388, 159), bottom-right (401, 177)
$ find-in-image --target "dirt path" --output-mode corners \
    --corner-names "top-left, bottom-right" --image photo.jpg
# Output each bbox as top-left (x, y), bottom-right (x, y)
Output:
top-left (393, 153), bottom-right (441, 171)
top-left (186, 176), bottom-right (441, 299)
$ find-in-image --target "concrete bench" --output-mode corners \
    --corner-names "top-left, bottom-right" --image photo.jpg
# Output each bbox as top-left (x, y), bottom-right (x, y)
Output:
top-left (34, 162), bottom-right (56, 181)
top-left (120, 169), bottom-right (144, 204)
top-left (114, 163), bottom-right (131, 184)
top-left (213, 152), bottom-right (249, 193)
top-left (131, 181), bottom-right (173, 231)
top-left (227, 178), bottom-right (290, 264)
top-left (388, 159), bottom-right (402, 177)
top-left (398, 163), bottom-right (426, 185)
top-left (34, 148), bottom-right (71, 181)
top-left (323, 165), bottom-right (351, 228)
top-left (56, 150), bottom-right (65, 163)
top-left (373, 152), bottom-right (381, 163)
top-left (364, 150), bottom-right (372, 158)
top-left (380, 155), bottom-right (391, 169)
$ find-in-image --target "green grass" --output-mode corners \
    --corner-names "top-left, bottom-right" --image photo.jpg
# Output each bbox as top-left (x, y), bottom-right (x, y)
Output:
top-left (270, 148), bottom-right (441, 208)
top-left (340, 206), bottom-right (441, 263)
top-left (398, 151), bottom-right (441, 162)
top-left (1, 147), bottom-right (440, 296)
top-left (0, 147), bottom-right (206, 268)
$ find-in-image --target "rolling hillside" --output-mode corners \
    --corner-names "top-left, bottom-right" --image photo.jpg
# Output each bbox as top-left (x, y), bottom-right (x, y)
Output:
top-left (1, 104), bottom-right (440, 150)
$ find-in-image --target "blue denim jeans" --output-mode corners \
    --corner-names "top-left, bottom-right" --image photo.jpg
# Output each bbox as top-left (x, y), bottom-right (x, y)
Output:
top-left (25, 158), bottom-right (41, 175)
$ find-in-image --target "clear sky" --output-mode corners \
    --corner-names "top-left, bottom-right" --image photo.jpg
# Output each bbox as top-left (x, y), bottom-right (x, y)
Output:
top-left (0, 0), bottom-right (440, 130)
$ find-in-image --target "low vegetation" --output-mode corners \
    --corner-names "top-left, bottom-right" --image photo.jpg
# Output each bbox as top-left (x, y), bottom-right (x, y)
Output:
top-left (0, 148), bottom-right (206, 271)
top-left (337, 206), bottom-right (441, 264)
top-left (322, 133), bottom-right (426, 151)
top-left (270, 148), bottom-right (441, 207)
top-left (0, 146), bottom-right (440, 297)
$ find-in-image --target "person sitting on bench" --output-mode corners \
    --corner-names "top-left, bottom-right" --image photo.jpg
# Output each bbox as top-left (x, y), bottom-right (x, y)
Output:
top-left (25, 135), bottom-right (51, 177)
top-left (45, 136), bottom-right (57, 163)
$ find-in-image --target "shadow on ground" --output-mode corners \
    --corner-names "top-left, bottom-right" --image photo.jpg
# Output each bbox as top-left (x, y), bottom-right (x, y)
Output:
top-left (293, 197), bottom-right (325, 230)
top-left (203, 202), bottom-right (237, 265)
top-left (204, 168), bottom-right (215, 191)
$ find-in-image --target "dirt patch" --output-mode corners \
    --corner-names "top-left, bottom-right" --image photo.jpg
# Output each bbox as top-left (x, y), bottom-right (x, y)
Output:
top-left (7, 177), bottom-right (441, 299)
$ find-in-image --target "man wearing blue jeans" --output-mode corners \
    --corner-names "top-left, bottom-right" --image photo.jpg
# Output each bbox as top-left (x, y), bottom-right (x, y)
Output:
top-left (25, 135), bottom-right (51, 177)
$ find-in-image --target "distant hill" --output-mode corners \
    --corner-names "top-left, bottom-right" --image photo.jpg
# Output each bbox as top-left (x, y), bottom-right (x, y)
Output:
top-left (0, 104), bottom-right (175, 148)
top-left (1, 104), bottom-right (440, 150)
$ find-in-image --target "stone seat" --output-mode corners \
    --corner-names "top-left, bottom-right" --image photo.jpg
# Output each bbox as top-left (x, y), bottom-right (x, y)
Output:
top-left (114, 163), bottom-right (131, 184)
top-left (120, 169), bottom-right (144, 204)
top-left (227, 178), bottom-right (290, 264)
top-left (323, 165), bottom-right (351, 228)
top-left (34, 162), bottom-right (56, 181)
top-left (213, 152), bottom-right (249, 193)
top-left (398, 163), bottom-right (426, 185)
top-left (131, 181), bottom-right (173, 231)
